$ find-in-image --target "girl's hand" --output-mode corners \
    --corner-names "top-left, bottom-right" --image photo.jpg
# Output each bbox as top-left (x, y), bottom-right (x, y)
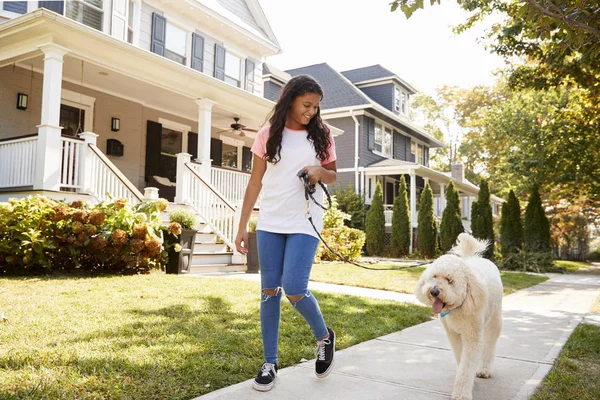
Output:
top-left (299, 166), bottom-right (323, 185)
top-left (235, 229), bottom-right (249, 255)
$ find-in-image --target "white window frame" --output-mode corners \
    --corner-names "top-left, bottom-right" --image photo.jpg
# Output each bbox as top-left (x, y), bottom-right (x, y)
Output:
top-left (158, 118), bottom-right (190, 158)
top-left (219, 135), bottom-right (244, 170)
top-left (65, 0), bottom-right (105, 31)
top-left (224, 50), bottom-right (243, 88)
top-left (395, 85), bottom-right (409, 116)
top-left (61, 89), bottom-right (96, 134)
top-left (164, 20), bottom-right (188, 66)
top-left (0, 0), bottom-right (36, 19)
top-left (373, 122), bottom-right (393, 158)
top-left (410, 140), bottom-right (427, 165)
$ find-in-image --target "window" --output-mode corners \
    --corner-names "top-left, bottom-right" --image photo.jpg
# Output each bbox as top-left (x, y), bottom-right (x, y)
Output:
top-left (3, 1), bottom-right (27, 14)
top-left (165, 22), bottom-right (187, 65)
top-left (221, 143), bottom-right (238, 168)
top-left (410, 141), bottom-right (426, 165)
top-left (395, 86), bottom-right (409, 115)
top-left (161, 128), bottom-right (182, 156)
top-left (65, 0), bottom-right (103, 31)
top-left (225, 52), bottom-right (241, 87)
top-left (411, 140), bottom-right (416, 159)
top-left (417, 145), bottom-right (423, 165)
top-left (374, 123), bottom-right (392, 157)
top-left (127, 0), bottom-right (134, 44)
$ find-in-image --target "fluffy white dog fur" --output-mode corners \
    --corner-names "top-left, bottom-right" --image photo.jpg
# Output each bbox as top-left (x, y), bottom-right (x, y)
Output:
top-left (415, 233), bottom-right (503, 400)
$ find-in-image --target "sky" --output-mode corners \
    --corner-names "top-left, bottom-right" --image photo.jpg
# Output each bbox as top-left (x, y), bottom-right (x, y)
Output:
top-left (258, 0), bottom-right (507, 97)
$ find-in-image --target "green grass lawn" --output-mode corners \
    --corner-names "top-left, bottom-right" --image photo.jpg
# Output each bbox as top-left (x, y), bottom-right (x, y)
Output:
top-left (554, 260), bottom-right (600, 275)
top-left (0, 274), bottom-right (432, 400)
top-left (310, 263), bottom-right (549, 295)
top-left (531, 323), bottom-right (600, 400)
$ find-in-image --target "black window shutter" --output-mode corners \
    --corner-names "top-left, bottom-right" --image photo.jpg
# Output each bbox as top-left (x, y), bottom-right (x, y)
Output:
top-left (3, 1), bottom-right (27, 13)
top-left (151, 13), bottom-right (166, 56)
top-left (145, 120), bottom-right (162, 181)
top-left (242, 146), bottom-right (253, 172)
top-left (366, 117), bottom-right (374, 151)
top-left (245, 59), bottom-right (255, 92)
top-left (424, 146), bottom-right (429, 165)
top-left (191, 33), bottom-right (204, 72)
top-left (214, 44), bottom-right (226, 80)
top-left (39, 1), bottom-right (63, 14)
top-left (210, 138), bottom-right (222, 166)
top-left (187, 132), bottom-right (198, 160)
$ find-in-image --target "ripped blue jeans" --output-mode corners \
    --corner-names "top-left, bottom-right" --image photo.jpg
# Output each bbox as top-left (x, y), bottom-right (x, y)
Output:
top-left (257, 230), bottom-right (328, 364)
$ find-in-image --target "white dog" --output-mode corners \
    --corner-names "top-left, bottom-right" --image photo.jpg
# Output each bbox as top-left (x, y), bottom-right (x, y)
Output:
top-left (414, 233), bottom-right (503, 400)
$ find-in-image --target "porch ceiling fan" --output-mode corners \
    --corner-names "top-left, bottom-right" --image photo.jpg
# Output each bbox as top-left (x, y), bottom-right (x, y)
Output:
top-left (216, 117), bottom-right (258, 137)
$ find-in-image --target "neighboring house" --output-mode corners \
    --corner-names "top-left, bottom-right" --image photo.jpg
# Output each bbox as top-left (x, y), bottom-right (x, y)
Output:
top-left (263, 63), bottom-right (503, 250)
top-left (0, 0), bottom-right (283, 271)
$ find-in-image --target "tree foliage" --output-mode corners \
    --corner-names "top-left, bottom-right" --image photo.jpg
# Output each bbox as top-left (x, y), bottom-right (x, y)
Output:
top-left (417, 183), bottom-right (437, 258)
top-left (524, 186), bottom-right (552, 253)
top-left (471, 180), bottom-right (495, 258)
top-left (440, 181), bottom-right (464, 252)
top-left (500, 190), bottom-right (524, 257)
top-left (365, 182), bottom-right (385, 256)
top-left (334, 185), bottom-right (365, 230)
top-left (391, 176), bottom-right (411, 257)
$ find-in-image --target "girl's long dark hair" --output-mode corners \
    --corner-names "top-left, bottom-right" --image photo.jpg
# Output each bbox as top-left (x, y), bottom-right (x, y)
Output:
top-left (265, 75), bottom-right (331, 164)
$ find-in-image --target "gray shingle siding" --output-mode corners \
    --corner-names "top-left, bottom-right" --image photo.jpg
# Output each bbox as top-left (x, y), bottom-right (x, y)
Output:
top-left (361, 116), bottom-right (387, 167)
top-left (360, 83), bottom-right (394, 112)
top-left (140, 4), bottom-right (163, 52)
top-left (264, 80), bottom-right (282, 102)
top-left (332, 171), bottom-right (356, 193)
top-left (394, 132), bottom-right (409, 161)
top-left (325, 117), bottom-right (357, 169)
top-left (215, 0), bottom-right (268, 39)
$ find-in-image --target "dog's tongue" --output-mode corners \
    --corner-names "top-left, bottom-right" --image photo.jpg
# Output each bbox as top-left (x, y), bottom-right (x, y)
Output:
top-left (432, 299), bottom-right (444, 314)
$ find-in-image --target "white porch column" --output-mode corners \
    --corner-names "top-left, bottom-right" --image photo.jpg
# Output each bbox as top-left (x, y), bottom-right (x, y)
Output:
top-left (195, 98), bottom-right (217, 182)
top-left (79, 132), bottom-right (98, 194)
top-left (175, 152), bottom-right (192, 204)
top-left (440, 183), bottom-right (446, 214)
top-left (409, 171), bottom-right (416, 253)
top-left (34, 44), bottom-right (68, 191)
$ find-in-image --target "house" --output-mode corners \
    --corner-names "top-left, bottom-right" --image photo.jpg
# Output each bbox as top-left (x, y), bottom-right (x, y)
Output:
top-left (263, 63), bottom-right (503, 251)
top-left (0, 0), bottom-right (284, 271)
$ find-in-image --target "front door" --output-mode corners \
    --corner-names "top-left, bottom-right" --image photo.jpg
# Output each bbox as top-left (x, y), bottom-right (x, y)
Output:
top-left (60, 104), bottom-right (85, 137)
top-left (386, 181), bottom-right (394, 205)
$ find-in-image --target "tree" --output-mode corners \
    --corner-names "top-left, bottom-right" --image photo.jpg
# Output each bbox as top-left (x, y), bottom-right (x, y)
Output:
top-left (524, 186), bottom-right (551, 253)
top-left (440, 181), bottom-right (464, 252)
top-left (335, 185), bottom-right (365, 230)
top-left (391, 176), bottom-right (410, 257)
top-left (417, 183), bottom-right (436, 258)
top-left (365, 182), bottom-right (385, 256)
top-left (471, 180), bottom-right (495, 258)
top-left (500, 190), bottom-right (523, 257)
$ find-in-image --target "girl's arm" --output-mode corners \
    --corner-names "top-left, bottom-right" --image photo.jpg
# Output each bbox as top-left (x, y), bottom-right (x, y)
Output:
top-left (235, 154), bottom-right (267, 254)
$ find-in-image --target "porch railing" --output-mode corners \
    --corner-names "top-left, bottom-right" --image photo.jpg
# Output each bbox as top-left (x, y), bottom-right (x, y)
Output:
top-left (183, 163), bottom-right (236, 250)
top-left (0, 135), bottom-right (37, 188)
top-left (210, 166), bottom-right (254, 207)
top-left (60, 136), bottom-right (84, 190)
top-left (87, 144), bottom-right (143, 205)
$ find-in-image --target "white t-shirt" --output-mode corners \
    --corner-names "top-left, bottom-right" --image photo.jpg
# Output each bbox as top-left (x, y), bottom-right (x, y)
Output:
top-left (251, 126), bottom-right (336, 239)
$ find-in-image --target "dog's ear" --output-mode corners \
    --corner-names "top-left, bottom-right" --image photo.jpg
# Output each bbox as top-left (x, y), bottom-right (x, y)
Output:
top-left (414, 269), bottom-right (431, 303)
top-left (462, 268), bottom-right (487, 314)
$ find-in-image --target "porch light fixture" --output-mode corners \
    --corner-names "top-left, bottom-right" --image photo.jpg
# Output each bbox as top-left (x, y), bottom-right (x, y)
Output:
top-left (111, 117), bottom-right (120, 132)
top-left (17, 93), bottom-right (28, 110)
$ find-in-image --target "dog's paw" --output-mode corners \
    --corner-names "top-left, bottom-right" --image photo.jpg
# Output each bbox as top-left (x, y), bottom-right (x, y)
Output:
top-left (476, 368), bottom-right (492, 379)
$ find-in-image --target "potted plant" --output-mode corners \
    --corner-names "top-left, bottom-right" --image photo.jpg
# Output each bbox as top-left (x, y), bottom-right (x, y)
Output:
top-left (165, 208), bottom-right (199, 274)
top-left (246, 215), bottom-right (260, 274)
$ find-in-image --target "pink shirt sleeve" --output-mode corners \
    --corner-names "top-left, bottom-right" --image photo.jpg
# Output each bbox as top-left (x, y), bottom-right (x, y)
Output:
top-left (251, 126), bottom-right (270, 159)
top-left (321, 131), bottom-right (337, 165)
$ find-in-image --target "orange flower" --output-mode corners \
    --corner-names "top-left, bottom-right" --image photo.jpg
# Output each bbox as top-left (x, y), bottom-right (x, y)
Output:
top-left (52, 204), bottom-right (69, 222)
top-left (89, 209), bottom-right (106, 226)
top-left (72, 209), bottom-right (88, 224)
top-left (158, 198), bottom-right (169, 212)
top-left (144, 237), bottom-right (162, 258)
top-left (169, 222), bottom-right (182, 236)
top-left (111, 229), bottom-right (128, 246)
top-left (72, 221), bottom-right (84, 234)
top-left (114, 198), bottom-right (128, 210)
top-left (132, 224), bottom-right (148, 239)
top-left (130, 239), bottom-right (144, 253)
top-left (91, 235), bottom-right (108, 249)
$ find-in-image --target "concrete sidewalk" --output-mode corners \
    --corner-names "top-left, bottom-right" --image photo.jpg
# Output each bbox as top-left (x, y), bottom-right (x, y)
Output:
top-left (192, 273), bottom-right (600, 400)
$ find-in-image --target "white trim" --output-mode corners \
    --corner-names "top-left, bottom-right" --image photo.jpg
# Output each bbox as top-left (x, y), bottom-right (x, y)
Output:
top-left (159, 117), bottom-right (190, 154)
top-left (61, 88), bottom-right (96, 133)
top-left (353, 76), bottom-right (418, 94)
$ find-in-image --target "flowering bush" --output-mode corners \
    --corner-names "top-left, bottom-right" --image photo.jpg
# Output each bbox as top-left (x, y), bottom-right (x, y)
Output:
top-left (0, 196), bottom-right (176, 275)
top-left (315, 196), bottom-right (365, 262)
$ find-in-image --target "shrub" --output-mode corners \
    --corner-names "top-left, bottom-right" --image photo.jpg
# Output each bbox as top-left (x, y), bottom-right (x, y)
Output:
top-left (391, 175), bottom-right (410, 257)
top-left (316, 196), bottom-right (365, 262)
top-left (524, 186), bottom-right (551, 253)
top-left (168, 208), bottom-right (199, 230)
top-left (417, 183), bottom-right (436, 258)
top-left (500, 190), bottom-right (523, 257)
top-left (365, 182), bottom-right (385, 256)
top-left (500, 251), bottom-right (559, 273)
top-left (0, 196), bottom-right (169, 275)
top-left (334, 185), bottom-right (365, 230)
top-left (440, 181), bottom-right (464, 251)
top-left (471, 179), bottom-right (495, 259)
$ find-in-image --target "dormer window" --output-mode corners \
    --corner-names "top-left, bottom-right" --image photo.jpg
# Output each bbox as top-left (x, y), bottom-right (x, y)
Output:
top-left (395, 86), bottom-right (409, 115)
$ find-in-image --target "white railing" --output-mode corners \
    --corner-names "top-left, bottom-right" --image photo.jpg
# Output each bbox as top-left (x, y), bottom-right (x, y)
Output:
top-left (0, 135), bottom-right (37, 188)
top-left (60, 136), bottom-right (84, 190)
top-left (210, 166), bottom-right (253, 207)
top-left (384, 204), bottom-right (393, 226)
top-left (184, 164), bottom-right (236, 249)
top-left (87, 144), bottom-right (143, 204)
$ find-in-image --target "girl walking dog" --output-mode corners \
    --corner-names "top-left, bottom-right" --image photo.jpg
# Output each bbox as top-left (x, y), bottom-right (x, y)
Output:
top-left (235, 75), bottom-right (337, 391)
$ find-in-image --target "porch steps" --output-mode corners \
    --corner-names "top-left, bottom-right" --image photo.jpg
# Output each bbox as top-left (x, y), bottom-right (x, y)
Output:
top-left (189, 263), bottom-right (246, 274)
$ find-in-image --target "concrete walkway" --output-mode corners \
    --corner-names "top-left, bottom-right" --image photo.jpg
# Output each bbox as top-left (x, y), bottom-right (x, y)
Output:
top-left (192, 273), bottom-right (600, 400)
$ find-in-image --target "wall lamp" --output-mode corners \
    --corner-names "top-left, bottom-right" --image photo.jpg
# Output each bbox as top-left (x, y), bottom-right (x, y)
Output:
top-left (17, 93), bottom-right (28, 110)
top-left (111, 117), bottom-right (120, 132)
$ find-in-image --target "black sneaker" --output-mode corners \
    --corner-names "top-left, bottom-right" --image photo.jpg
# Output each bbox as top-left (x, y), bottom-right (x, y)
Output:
top-left (315, 327), bottom-right (335, 378)
top-left (253, 362), bottom-right (277, 391)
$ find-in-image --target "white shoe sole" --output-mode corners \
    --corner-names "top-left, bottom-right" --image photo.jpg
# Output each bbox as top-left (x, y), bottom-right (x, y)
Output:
top-left (252, 379), bottom-right (275, 391)
top-left (316, 335), bottom-right (336, 379)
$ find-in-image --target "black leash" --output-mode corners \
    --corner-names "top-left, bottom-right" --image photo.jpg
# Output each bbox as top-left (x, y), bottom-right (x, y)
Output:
top-left (298, 171), bottom-right (429, 271)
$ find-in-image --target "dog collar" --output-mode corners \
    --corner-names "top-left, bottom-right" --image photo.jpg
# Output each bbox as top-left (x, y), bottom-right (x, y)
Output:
top-left (440, 309), bottom-right (452, 318)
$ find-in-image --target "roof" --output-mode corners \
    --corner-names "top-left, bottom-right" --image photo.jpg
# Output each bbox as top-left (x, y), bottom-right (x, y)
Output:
top-left (263, 63), bottom-right (291, 83)
top-left (286, 63), bottom-right (371, 109)
top-left (341, 64), bottom-right (417, 94)
top-left (367, 159), bottom-right (416, 168)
